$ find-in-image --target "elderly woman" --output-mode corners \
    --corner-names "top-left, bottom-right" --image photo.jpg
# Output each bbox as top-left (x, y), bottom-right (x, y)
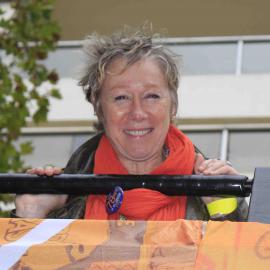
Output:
top-left (14, 29), bottom-right (247, 221)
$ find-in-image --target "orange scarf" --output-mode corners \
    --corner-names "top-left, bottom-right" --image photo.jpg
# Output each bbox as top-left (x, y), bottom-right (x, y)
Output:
top-left (84, 125), bottom-right (195, 221)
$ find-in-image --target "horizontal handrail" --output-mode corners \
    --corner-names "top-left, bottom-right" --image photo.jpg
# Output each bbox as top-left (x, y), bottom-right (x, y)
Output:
top-left (0, 173), bottom-right (251, 197)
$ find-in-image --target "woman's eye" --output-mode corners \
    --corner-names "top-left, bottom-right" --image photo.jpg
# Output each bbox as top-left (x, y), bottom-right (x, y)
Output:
top-left (145, 93), bottom-right (160, 99)
top-left (114, 95), bottom-right (128, 101)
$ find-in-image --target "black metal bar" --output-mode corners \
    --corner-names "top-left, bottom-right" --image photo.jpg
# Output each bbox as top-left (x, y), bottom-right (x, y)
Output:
top-left (0, 173), bottom-right (251, 196)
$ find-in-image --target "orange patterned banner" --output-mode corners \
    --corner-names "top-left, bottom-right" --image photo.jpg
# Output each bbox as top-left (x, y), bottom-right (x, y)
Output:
top-left (0, 218), bottom-right (202, 270)
top-left (195, 221), bottom-right (270, 270)
top-left (0, 218), bottom-right (270, 269)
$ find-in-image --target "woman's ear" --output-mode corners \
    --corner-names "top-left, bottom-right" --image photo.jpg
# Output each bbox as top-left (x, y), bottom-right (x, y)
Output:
top-left (170, 103), bottom-right (177, 120)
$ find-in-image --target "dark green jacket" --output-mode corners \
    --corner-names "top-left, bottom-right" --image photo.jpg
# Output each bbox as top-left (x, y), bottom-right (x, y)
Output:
top-left (48, 132), bottom-right (248, 221)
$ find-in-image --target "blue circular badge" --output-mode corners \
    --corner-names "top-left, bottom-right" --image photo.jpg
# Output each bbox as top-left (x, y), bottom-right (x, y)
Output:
top-left (106, 186), bottom-right (124, 214)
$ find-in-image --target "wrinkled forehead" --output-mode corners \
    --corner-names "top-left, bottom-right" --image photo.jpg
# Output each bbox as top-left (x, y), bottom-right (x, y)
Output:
top-left (101, 57), bottom-right (170, 95)
top-left (105, 56), bottom-right (165, 78)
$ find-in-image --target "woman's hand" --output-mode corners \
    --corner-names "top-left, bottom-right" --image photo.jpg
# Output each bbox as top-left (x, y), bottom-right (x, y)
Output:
top-left (194, 153), bottom-right (239, 204)
top-left (26, 166), bottom-right (63, 176)
top-left (15, 166), bottom-right (68, 218)
top-left (194, 153), bottom-right (238, 176)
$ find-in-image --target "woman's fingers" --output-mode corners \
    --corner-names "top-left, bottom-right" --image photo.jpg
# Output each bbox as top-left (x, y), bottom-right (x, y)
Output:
top-left (194, 153), bottom-right (238, 175)
top-left (26, 166), bottom-right (63, 176)
top-left (44, 166), bottom-right (54, 176)
top-left (26, 168), bottom-right (36, 174)
top-left (202, 159), bottom-right (224, 174)
top-left (36, 167), bottom-right (46, 175)
top-left (194, 153), bottom-right (206, 174)
top-left (207, 165), bottom-right (238, 175)
top-left (26, 167), bottom-right (45, 175)
top-left (52, 167), bottom-right (62, 175)
top-left (194, 153), bottom-right (217, 173)
top-left (198, 159), bottom-right (215, 172)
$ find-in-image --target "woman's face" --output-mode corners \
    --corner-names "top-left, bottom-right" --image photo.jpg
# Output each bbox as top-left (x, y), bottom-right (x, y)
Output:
top-left (100, 58), bottom-right (175, 164)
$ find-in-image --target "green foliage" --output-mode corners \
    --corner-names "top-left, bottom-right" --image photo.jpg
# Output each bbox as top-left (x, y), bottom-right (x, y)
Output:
top-left (0, 0), bottom-right (61, 215)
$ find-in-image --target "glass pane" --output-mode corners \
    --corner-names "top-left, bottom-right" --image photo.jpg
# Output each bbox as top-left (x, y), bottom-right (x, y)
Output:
top-left (71, 133), bottom-right (95, 153)
top-left (167, 43), bottom-right (237, 75)
top-left (228, 131), bottom-right (270, 177)
top-left (242, 41), bottom-right (270, 74)
top-left (18, 134), bottom-right (73, 168)
top-left (183, 131), bottom-right (221, 158)
top-left (1, 47), bottom-right (82, 78)
top-left (43, 47), bottom-right (82, 78)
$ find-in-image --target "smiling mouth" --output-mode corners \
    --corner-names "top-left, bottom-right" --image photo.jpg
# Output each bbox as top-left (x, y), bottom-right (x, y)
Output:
top-left (124, 128), bottom-right (153, 137)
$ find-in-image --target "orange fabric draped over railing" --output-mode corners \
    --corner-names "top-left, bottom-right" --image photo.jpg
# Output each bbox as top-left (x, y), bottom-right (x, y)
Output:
top-left (1, 218), bottom-right (270, 270)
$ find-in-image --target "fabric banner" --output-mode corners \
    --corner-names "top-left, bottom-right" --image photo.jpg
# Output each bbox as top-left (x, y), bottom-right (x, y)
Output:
top-left (0, 218), bottom-right (202, 269)
top-left (195, 220), bottom-right (270, 270)
top-left (0, 218), bottom-right (270, 269)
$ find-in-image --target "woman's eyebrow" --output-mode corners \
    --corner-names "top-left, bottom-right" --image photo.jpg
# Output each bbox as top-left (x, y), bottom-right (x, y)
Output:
top-left (107, 82), bottom-right (162, 93)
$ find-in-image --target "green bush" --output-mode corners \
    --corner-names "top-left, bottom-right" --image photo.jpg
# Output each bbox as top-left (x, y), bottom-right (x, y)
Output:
top-left (0, 0), bottom-right (61, 215)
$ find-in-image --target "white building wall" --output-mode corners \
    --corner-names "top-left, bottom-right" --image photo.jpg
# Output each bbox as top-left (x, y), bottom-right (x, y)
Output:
top-left (48, 74), bottom-right (270, 121)
top-left (179, 74), bottom-right (270, 118)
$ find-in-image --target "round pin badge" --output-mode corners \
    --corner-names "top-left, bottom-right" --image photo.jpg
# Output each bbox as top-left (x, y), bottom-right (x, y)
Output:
top-left (106, 186), bottom-right (124, 214)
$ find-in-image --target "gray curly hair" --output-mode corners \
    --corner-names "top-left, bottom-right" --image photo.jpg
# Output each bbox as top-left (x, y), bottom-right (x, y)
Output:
top-left (79, 27), bottom-right (180, 126)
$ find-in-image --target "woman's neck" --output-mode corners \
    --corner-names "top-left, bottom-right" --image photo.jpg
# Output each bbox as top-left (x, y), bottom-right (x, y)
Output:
top-left (118, 153), bottom-right (163, 174)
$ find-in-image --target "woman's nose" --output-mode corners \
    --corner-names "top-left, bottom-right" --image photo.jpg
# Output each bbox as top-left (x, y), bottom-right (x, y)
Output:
top-left (129, 98), bottom-right (148, 121)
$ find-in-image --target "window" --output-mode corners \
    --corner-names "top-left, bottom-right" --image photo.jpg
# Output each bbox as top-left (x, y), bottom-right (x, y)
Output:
top-left (184, 131), bottom-right (221, 158)
top-left (228, 131), bottom-right (270, 176)
top-left (242, 41), bottom-right (270, 74)
top-left (167, 43), bottom-right (237, 75)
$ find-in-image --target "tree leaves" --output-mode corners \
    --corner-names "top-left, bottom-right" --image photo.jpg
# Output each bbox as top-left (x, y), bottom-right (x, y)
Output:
top-left (0, 0), bottom-right (62, 215)
top-left (20, 141), bottom-right (33, 155)
top-left (50, 88), bottom-right (62, 99)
